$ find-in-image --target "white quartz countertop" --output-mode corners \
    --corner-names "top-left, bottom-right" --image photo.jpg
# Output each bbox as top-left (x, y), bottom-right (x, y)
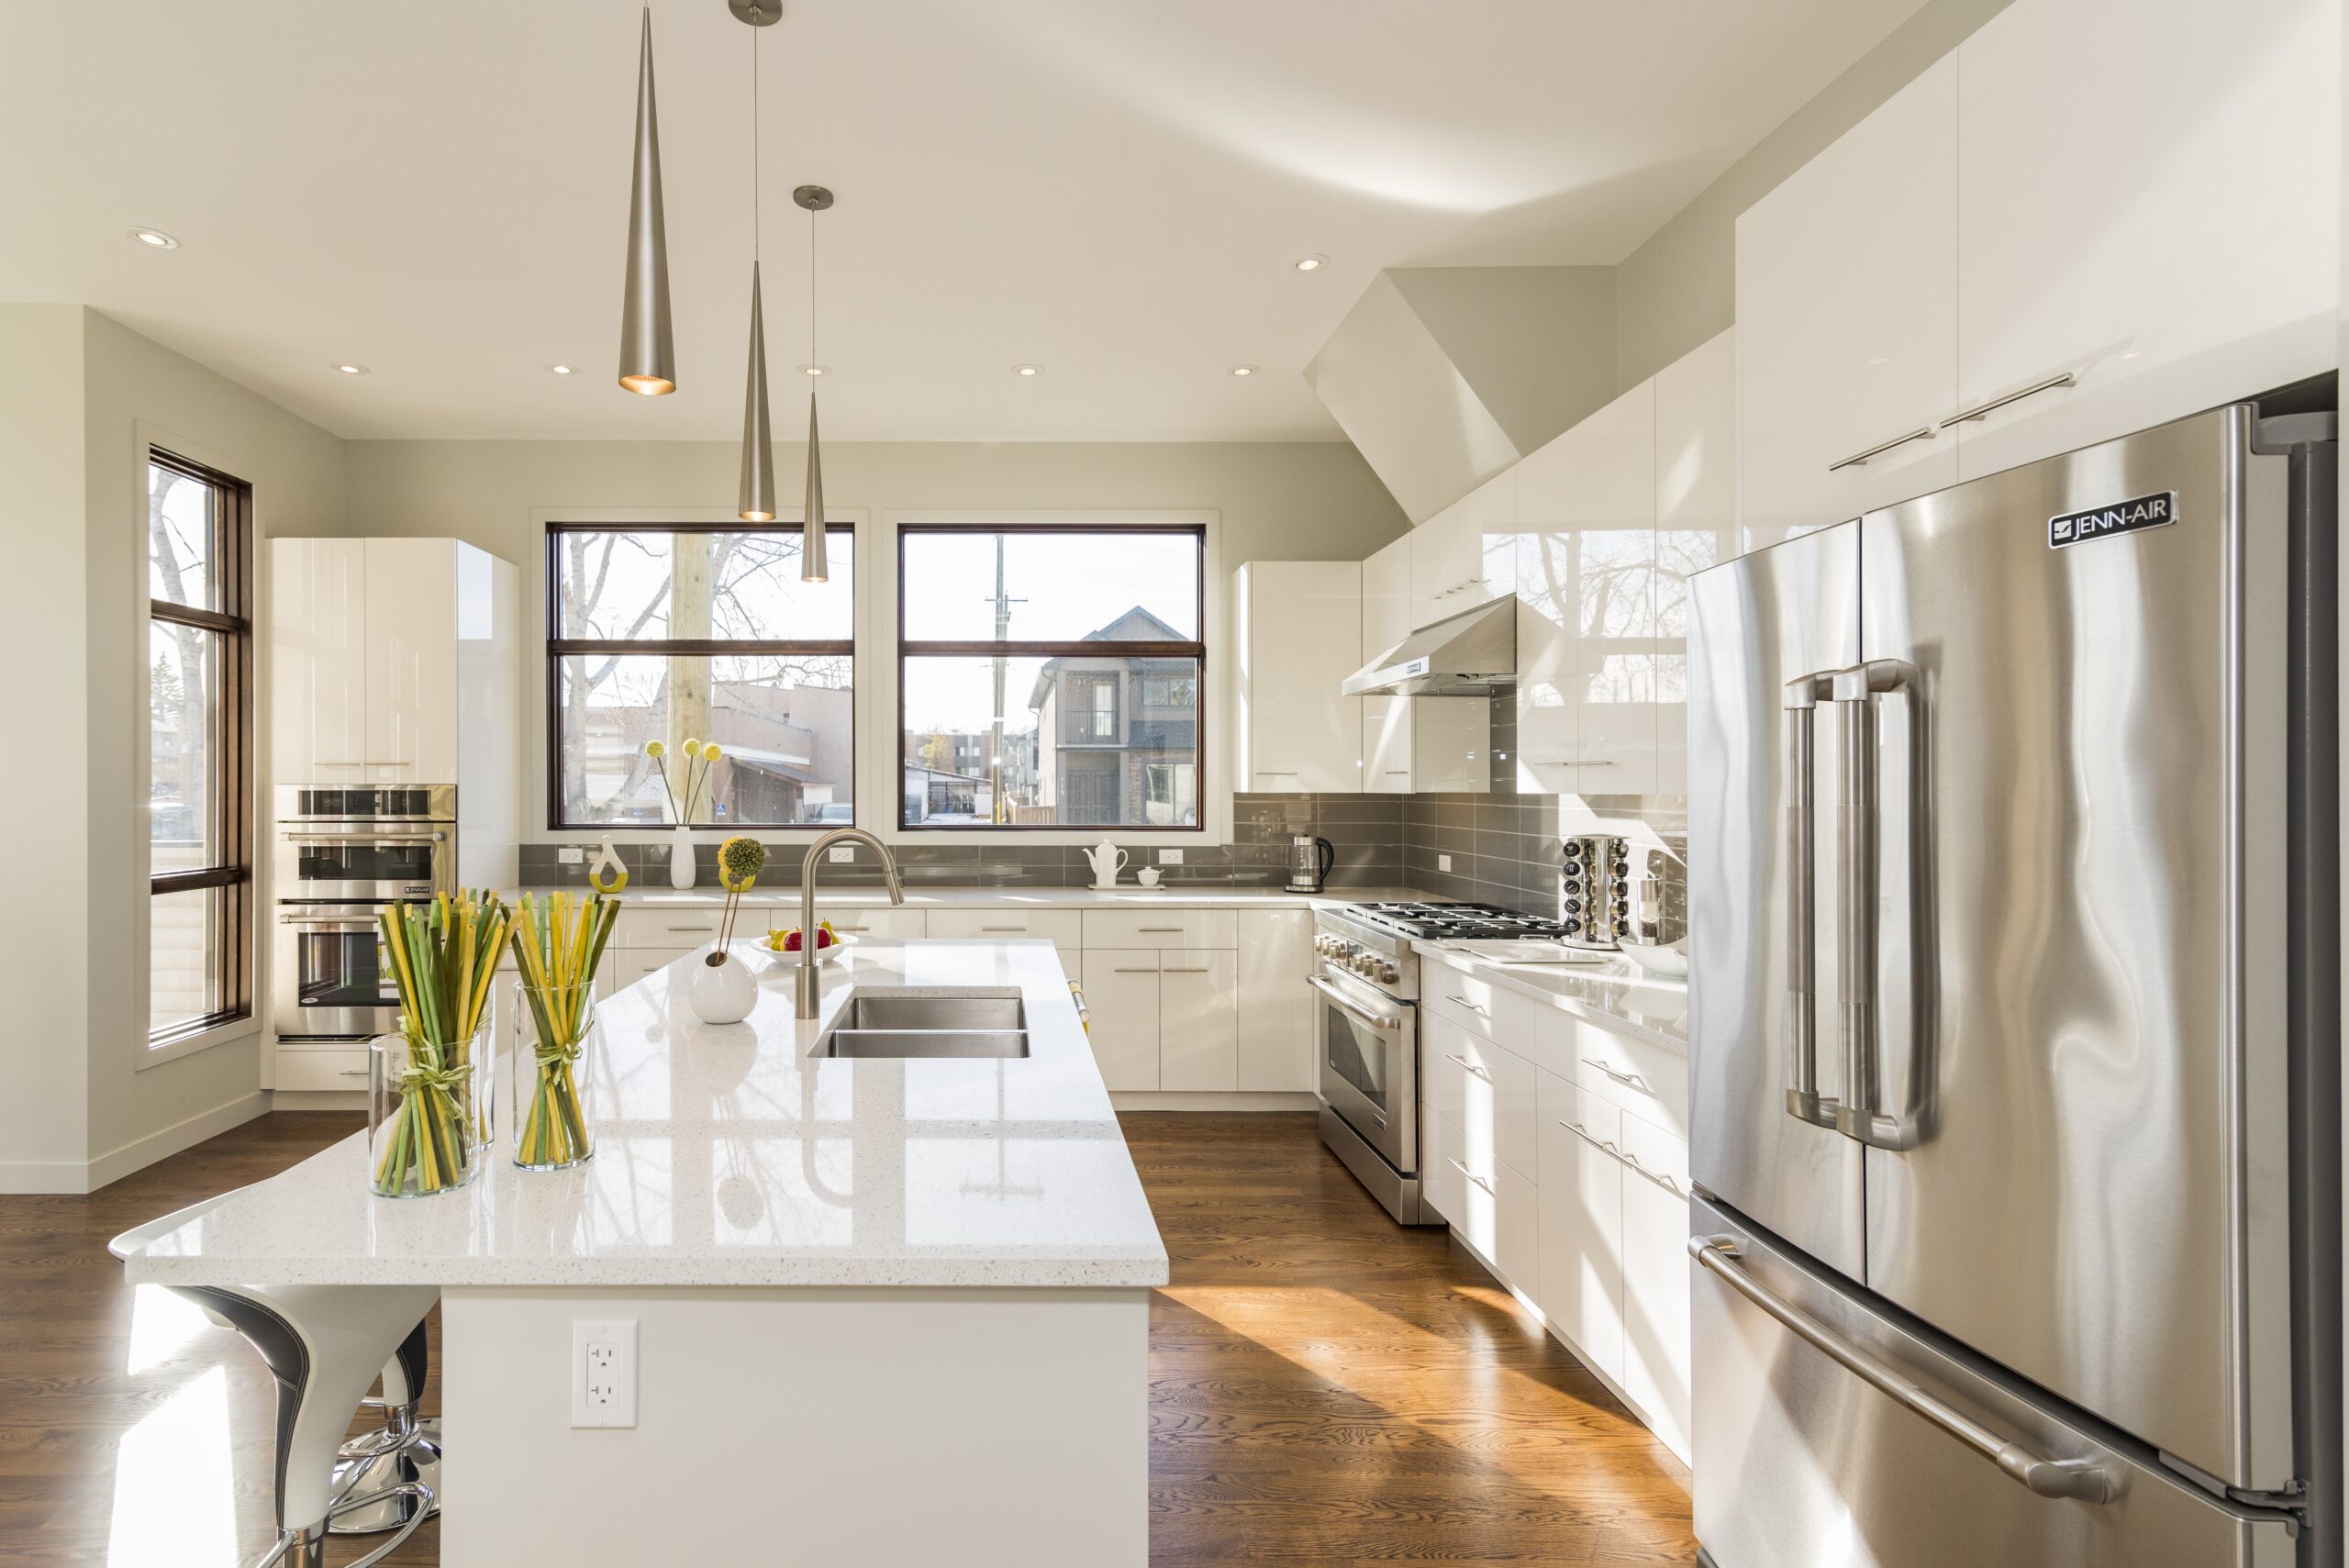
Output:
top-left (1414, 942), bottom-right (1688, 1051)
top-left (125, 940), bottom-right (1171, 1290)
top-left (507, 884), bottom-right (1423, 910)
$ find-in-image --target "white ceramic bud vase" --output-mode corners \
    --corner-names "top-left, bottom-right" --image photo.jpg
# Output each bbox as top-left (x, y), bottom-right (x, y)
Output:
top-left (670, 823), bottom-right (696, 890)
top-left (687, 950), bottom-right (757, 1024)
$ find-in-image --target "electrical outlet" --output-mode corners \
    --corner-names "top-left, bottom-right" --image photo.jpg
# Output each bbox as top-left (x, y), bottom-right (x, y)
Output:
top-left (572, 1318), bottom-right (638, 1429)
top-left (558, 846), bottom-right (584, 864)
top-left (1437, 853), bottom-right (1453, 873)
top-left (829, 845), bottom-right (855, 863)
top-left (1158, 849), bottom-right (1184, 865)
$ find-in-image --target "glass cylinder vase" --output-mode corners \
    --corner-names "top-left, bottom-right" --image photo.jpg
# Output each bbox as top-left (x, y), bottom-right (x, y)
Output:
top-left (367, 1013), bottom-right (493, 1199)
top-left (512, 979), bottom-right (596, 1171)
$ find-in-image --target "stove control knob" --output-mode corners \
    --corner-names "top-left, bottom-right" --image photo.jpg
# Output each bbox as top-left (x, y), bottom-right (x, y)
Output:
top-left (1378, 962), bottom-right (1400, 983)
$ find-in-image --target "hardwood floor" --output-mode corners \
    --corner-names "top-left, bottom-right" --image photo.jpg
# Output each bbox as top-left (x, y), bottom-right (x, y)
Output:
top-left (0, 1110), bottom-right (1692, 1566)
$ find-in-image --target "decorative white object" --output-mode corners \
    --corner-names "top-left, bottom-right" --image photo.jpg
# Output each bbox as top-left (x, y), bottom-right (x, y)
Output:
top-left (589, 836), bottom-right (629, 893)
top-left (1082, 841), bottom-right (1128, 890)
top-left (1134, 867), bottom-right (1161, 888)
top-left (1619, 940), bottom-right (1689, 978)
top-left (670, 824), bottom-right (696, 890)
top-left (686, 951), bottom-right (757, 1024)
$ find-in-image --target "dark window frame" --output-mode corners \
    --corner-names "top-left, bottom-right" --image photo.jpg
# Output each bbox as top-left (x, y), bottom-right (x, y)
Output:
top-left (147, 448), bottom-right (253, 1047)
top-left (896, 522), bottom-right (1207, 833)
top-left (544, 520), bottom-right (857, 831)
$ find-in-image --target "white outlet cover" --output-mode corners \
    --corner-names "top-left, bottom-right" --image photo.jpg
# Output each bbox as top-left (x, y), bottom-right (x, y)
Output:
top-left (572, 1318), bottom-right (639, 1429)
top-left (558, 846), bottom-right (584, 864)
top-left (829, 845), bottom-right (855, 862)
top-left (1437, 853), bottom-right (1453, 873)
top-left (1158, 849), bottom-right (1183, 865)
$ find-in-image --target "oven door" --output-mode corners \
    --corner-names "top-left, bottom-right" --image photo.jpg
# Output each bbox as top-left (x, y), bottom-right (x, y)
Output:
top-left (273, 909), bottom-right (401, 1039)
top-left (1312, 970), bottom-right (1418, 1173)
top-left (273, 825), bottom-right (451, 902)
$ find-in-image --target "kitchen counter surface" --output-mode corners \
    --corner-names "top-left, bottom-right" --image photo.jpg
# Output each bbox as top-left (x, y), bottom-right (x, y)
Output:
top-left (1415, 941), bottom-right (1688, 1051)
top-left (505, 884), bottom-right (1424, 909)
top-left (127, 940), bottom-right (1170, 1290)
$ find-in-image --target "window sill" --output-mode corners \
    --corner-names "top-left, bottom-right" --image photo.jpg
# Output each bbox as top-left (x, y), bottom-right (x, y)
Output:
top-left (140, 1015), bottom-right (260, 1071)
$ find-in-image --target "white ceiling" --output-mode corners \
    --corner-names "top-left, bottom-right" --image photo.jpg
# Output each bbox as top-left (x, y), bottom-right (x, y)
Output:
top-left (1, 1), bottom-right (1924, 442)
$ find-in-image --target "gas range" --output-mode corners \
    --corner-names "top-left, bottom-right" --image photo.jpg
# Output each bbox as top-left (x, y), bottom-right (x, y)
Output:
top-left (1313, 901), bottom-right (1573, 1002)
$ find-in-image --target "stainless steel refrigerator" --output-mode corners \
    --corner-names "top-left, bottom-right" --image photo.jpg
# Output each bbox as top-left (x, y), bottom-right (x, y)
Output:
top-left (1687, 402), bottom-right (2340, 1567)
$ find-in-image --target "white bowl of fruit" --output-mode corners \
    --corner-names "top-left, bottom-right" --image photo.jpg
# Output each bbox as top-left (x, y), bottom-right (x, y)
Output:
top-left (761, 920), bottom-right (854, 965)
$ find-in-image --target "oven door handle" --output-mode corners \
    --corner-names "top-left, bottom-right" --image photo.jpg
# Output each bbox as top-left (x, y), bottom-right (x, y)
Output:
top-left (281, 831), bottom-right (448, 845)
top-left (278, 914), bottom-right (384, 929)
top-left (1308, 975), bottom-right (1402, 1032)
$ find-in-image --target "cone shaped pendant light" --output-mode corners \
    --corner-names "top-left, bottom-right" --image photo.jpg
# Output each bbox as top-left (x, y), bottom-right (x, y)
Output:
top-left (739, 263), bottom-right (777, 519)
top-left (618, 9), bottom-right (675, 395)
top-left (796, 183), bottom-right (833, 584)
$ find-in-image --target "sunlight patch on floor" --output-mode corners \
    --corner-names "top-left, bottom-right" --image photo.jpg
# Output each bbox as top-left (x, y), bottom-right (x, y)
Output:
top-left (106, 1364), bottom-right (239, 1567)
top-left (126, 1284), bottom-right (216, 1376)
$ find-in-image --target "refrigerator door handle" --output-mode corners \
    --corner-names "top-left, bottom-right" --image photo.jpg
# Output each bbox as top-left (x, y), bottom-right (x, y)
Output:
top-left (1832, 658), bottom-right (1932, 1151)
top-left (1689, 1235), bottom-right (2118, 1504)
top-left (1782, 672), bottom-right (1842, 1128)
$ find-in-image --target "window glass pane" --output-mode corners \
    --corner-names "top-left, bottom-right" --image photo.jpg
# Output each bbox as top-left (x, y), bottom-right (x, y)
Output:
top-left (900, 531), bottom-right (1198, 641)
top-left (149, 621), bottom-right (220, 867)
top-left (147, 462), bottom-right (216, 610)
top-left (552, 528), bottom-right (852, 641)
top-left (903, 655), bottom-right (1198, 828)
top-left (150, 886), bottom-right (222, 1035)
top-left (555, 654), bottom-right (853, 826)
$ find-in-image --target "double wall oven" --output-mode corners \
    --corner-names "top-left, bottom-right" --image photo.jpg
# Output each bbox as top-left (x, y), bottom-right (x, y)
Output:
top-left (273, 785), bottom-right (457, 1042)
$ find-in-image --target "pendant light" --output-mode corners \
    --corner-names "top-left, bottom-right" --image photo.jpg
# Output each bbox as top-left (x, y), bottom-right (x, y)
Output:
top-left (795, 183), bottom-right (833, 583)
top-left (735, 2), bottom-right (779, 520)
top-left (618, 8), bottom-right (676, 395)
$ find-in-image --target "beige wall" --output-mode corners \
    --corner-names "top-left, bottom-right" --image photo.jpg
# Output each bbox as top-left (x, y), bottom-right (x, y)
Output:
top-left (1612, 0), bottom-right (2016, 390)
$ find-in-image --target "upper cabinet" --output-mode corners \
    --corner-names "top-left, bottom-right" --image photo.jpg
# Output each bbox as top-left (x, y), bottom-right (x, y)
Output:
top-left (1739, 0), bottom-right (2339, 539)
top-left (1362, 533), bottom-right (1413, 658)
top-left (1410, 466), bottom-right (1512, 630)
top-left (1234, 561), bottom-right (1363, 794)
top-left (271, 538), bottom-right (369, 781)
top-left (1652, 329), bottom-right (1737, 797)
top-left (361, 538), bottom-right (460, 783)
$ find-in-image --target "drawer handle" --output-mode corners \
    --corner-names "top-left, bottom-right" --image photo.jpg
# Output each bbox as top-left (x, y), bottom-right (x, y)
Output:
top-left (1138, 926), bottom-right (1183, 933)
top-left (1581, 1057), bottom-right (1650, 1092)
top-left (981, 925), bottom-right (1026, 932)
top-left (1445, 994), bottom-right (1487, 1014)
top-left (1620, 1148), bottom-right (1681, 1195)
top-left (1444, 1155), bottom-right (1495, 1195)
top-left (665, 924), bottom-right (716, 932)
top-left (830, 925), bottom-right (870, 933)
top-left (339, 1069), bottom-right (367, 1078)
top-left (1443, 1051), bottom-right (1491, 1083)
top-left (1112, 967), bottom-right (1155, 974)
top-left (1559, 1118), bottom-right (1620, 1157)
top-left (1827, 425), bottom-right (1936, 473)
top-left (1163, 966), bottom-right (1210, 974)
top-left (1937, 371), bottom-right (2076, 430)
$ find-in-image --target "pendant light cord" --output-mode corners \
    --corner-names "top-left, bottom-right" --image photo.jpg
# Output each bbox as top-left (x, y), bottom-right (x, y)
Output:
top-left (807, 187), bottom-right (818, 367)
top-left (751, 27), bottom-right (761, 267)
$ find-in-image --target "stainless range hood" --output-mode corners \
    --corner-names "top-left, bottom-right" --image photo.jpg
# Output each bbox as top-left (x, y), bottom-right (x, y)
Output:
top-left (1341, 597), bottom-right (1516, 697)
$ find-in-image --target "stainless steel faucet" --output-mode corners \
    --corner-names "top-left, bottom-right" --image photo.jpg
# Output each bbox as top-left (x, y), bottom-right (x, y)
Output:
top-left (797, 828), bottom-right (904, 1018)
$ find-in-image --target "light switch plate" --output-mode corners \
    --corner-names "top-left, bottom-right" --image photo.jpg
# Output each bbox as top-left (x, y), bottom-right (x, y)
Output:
top-left (558, 846), bottom-right (584, 864)
top-left (829, 845), bottom-right (854, 862)
top-left (1437, 854), bottom-right (1453, 873)
top-left (572, 1318), bottom-right (639, 1429)
top-left (1158, 849), bottom-right (1183, 865)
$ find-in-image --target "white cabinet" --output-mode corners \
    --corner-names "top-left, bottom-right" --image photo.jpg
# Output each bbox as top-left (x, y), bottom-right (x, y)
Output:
top-left (271, 538), bottom-right (368, 781)
top-left (1409, 468), bottom-right (1511, 630)
top-left (1363, 694), bottom-right (1489, 795)
top-left (1233, 561), bottom-right (1362, 793)
top-left (1361, 533), bottom-right (1413, 656)
top-left (1157, 951), bottom-right (1240, 1092)
top-left (1617, 1116), bottom-right (1693, 1459)
top-left (1079, 951), bottom-right (1163, 1091)
top-left (1951, 0), bottom-right (2340, 482)
top-left (1653, 328), bottom-right (1736, 797)
top-left (1736, 54), bottom-right (1959, 546)
top-left (1537, 1073), bottom-right (1627, 1383)
top-left (361, 539), bottom-right (460, 783)
top-left (928, 906), bottom-right (1083, 958)
top-left (1234, 910), bottom-right (1313, 1092)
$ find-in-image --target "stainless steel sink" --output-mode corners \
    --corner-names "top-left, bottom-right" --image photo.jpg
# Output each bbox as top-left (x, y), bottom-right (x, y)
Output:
top-left (810, 988), bottom-right (1030, 1058)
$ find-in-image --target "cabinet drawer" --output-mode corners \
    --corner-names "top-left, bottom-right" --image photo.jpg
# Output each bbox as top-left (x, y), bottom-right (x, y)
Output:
top-left (1082, 908), bottom-right (1238, 950)
top-left (615, 906), bottom-right (725, 949)
top-left (1618, 1112), bottom-right (1690, 1196)
top-left (1567, 1019), bottom-right (1689, 1139)
top-left (1425, 969), bottom-right (1499, 1040)
top-left (803, 906), bottom-right (927, 940)
top-left (1426, 1015), bottom-right (1537, 1184)
top-left (1423, 1108), bottom-right (1464, 1226)
top-left (1442, 1127), bottom-right (1535, 1286)
top-left (609, 947), bottom-right (693, 993)
top-left (928, 907), bottom-right (1085, 954)
top-left (275, 1049), bottom-right (373, 1093)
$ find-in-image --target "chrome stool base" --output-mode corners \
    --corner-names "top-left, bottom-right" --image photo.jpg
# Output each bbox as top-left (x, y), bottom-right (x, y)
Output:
top-left (254, 1480), bottom-right (432, 1568)
top-left (328, 1415), bottom-right (440, 1534)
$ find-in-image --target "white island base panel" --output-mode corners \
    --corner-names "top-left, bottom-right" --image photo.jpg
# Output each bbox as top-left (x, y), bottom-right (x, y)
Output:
top-left (440, 1284), bottom-right (1148, 1567)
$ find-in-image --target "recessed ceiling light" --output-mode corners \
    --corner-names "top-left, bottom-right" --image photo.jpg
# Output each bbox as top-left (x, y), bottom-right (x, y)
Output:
top-left (1013, 363), bottom-right (1041, 377)
top-left (549, 362), bottom-right (575, 375)
top-left (1230, 364), bottom-right (1258, 377)
top-left (1293, 254), bottom-right (1327, 272)
top-left (798, 363), bottom-right (829, 377)
top-left (333, 362), bottom-right (369, 375)
top-left (126, 227), bottom-right (179, 250)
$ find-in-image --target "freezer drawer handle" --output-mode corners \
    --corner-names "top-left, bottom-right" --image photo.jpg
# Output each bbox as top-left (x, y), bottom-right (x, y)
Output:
top-left (1687, 1235), bottom-right (2115, 1504)
top-left (1781, 672), bottom-right (1842, 1128)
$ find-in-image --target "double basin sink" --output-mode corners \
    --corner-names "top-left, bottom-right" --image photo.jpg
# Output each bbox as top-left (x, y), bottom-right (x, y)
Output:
top-left (810, 987), bottom-right (1030, 1059)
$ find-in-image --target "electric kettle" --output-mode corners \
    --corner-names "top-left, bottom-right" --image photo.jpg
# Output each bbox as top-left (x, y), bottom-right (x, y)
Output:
top-left (1286, 835), bottom-right (1334, 895)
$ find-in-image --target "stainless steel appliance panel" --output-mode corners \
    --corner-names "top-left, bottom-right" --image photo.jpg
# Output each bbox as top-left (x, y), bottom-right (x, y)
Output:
top-left (1314, 968), bottom-right (1418, 1175)
top-left (273, 822), bottom-right (451, 902)
top-left (1854, 406), bottom-right (2294, 1489)
top-left (1689, 1195), bottom-right (2295, 1568)
top-left (273, 908), bottom-right (400, 1039)
top-left (1688, 523), bottom-right (1867, 1280)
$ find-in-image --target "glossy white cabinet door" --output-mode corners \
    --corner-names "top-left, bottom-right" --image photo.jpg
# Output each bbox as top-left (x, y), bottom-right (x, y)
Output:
top-left (1236, 561), bottom-right (1362, 793)
top-left (1363, 695), bottom-right (1415, 795)
top-left (1361, 532), bottom-right (1414, 656)
top-left (1410, 697), bottom-right (1489, 794)
top-left (1078, 951), bottom-right (1160, 1091)
top-left (270, 538), bottom-right (368, 782)
top-left (1536, 1073), bottom-right (1625, 1381)
top-left (1617, 1115), bottom-right (1692, 1462)
top-left (1157, 950), bottom-right (1240, 1092)
top-left (1234, 911), bottom-right (1313, 1092)
top-left (1653, 328), bottom-right (1736, 796)
top-left (1737, 53), bottom-right (1958, 547)
top-left (362, 539), bottom-right (457, 784)
top-left (1409, 502), bottom-right (1472, 630)
top-left (1953, 0), bottom-right (2341, 483)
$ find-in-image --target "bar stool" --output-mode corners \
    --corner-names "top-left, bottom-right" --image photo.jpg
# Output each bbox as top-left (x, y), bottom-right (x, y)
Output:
top-left (328, 1316), bottom-right (443, 1536)
top-left (109, 1196), bottom-right (441, 1568)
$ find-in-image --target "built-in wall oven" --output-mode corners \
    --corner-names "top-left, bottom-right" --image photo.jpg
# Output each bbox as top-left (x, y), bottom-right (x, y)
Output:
top-left (272, 784), bottom-right (456, 1042)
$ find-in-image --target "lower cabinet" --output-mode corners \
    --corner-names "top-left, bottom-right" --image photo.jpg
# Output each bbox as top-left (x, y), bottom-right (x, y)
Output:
top-left (1617, 1116), bottom-right (1694, 1457)
top-left (1158, 951), bottom-right (1240, 1091)
top-left (1077, 910), bottom-right (1313, 1095)
top-left (1079, 951), bottom-right (1165, 1090)
top-left (1537, 1075), bottom-right (1627, 1381)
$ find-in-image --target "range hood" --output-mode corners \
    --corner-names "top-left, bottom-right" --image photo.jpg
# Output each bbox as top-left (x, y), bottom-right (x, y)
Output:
top-left (1342, 597), bottom-right (1516, 697)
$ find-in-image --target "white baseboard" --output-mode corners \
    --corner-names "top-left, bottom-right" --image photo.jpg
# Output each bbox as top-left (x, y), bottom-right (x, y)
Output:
top-left (270, 1091), bottom-right (366, 1111)
top-left (1108, 1091), bottom-right (1319, 1113)
top-left (0, 1159), bottom-right (94, 1195)
top-left (0, 1090), bottom-right (273, 1195)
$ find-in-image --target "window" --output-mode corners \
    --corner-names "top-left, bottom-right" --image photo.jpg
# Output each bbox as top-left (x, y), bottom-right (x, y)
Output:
top-left (147, 450), bottom-right (252, 1046)
top-left (548, 524), bottom-right (854, 828)
top-left (898, 525), bottom-right (1204, 829)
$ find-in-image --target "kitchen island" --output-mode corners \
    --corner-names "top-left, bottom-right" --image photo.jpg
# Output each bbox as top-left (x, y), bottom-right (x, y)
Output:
top-left (123, 939), bottom-right (1166, 1566)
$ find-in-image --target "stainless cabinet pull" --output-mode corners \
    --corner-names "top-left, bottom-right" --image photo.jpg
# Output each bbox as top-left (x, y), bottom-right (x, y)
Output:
top-left (1581, 1056), bottom-right (1649, 1092)
top-left (1163, 967), bottom-right (1210, 974)
top-left (1111, 967), bottom-right (1155, 974)
top-left (1619, 1147), bottom-right (1682, 1195)
top-left (666, 924), bottom-right (715, 931)
top-left (1936, 371), bottom-right (2075, 430)
top-left (1138, 926), bottom-right (1183, 933)
top-left (981, 925), bottom-right (1026, 932)
top-left (1443, 1156), bottom-right (1494, 1195)
top-left (1443, 1051), bottom-right (1491, 1082)
top-left (1827, 425), bottom-right (1936, 473)
top-left (339, 1069), bottom-right (367, 1077)
top-left (830, 925), bottom-right (870, 933)
top-left (1308, 976), bottom-right (1402, 1030)
top-left (1558, 1118), bottom-right (1620, 1156)
top-left (1444, 993), bottom-right (1487, 1014)
top-left (1688, 1236), bottom-right (2115, 1503)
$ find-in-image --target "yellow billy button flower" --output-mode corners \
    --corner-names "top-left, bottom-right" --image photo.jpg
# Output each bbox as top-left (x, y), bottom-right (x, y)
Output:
top-left (644, 740), bottom-right (665, 758)
top-left (683, 738), bottom-right (702, 758)
top-left (703, 744), bottom-right (723, 761)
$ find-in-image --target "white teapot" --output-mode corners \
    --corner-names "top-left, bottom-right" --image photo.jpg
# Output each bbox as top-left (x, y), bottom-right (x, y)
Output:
top-left (1082, 841), bottom-right (1129, 888)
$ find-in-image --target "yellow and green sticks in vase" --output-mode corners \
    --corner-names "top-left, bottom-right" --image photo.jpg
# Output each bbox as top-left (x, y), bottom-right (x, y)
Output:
top-left (509, 892), bottom-right (619, 1170)
top-left (373, 891), bottom-right (510, 1198)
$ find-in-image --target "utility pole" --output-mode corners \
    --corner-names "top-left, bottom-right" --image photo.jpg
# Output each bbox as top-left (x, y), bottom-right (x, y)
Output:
top-left (981, 538), bottom-right (1025, 823)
